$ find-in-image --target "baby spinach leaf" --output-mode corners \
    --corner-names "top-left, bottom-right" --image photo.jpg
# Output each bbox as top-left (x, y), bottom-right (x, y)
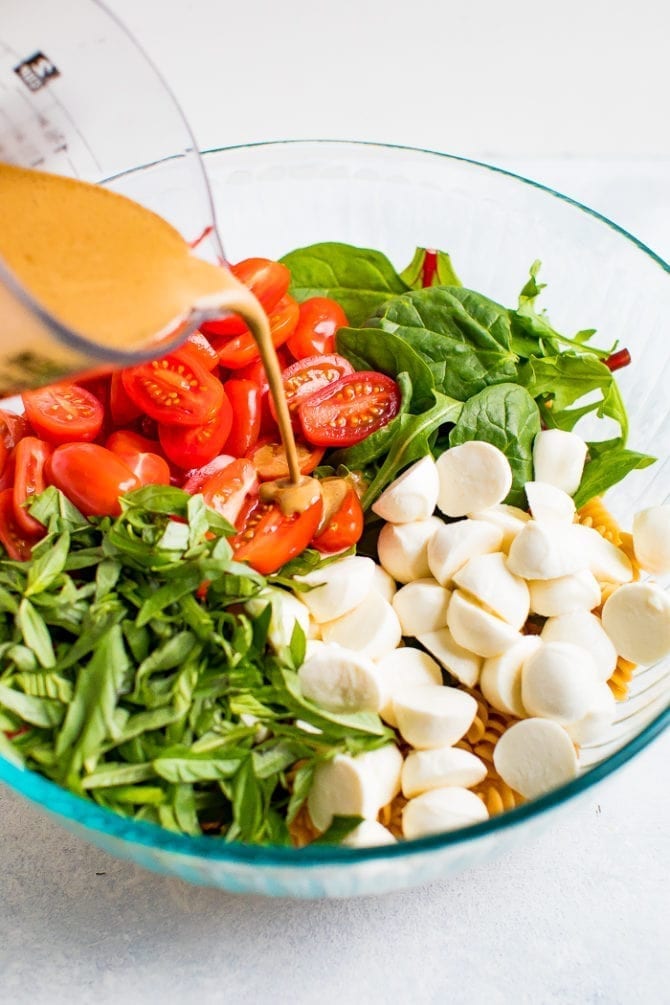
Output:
top-left (450, 383), bottom-right (541, 506)
top-left (574, 444), bottom-right (656, 507)
top-left (280, 242), bottom-right (409, 325)
top-left (336, 328), bottom-right (435, 411)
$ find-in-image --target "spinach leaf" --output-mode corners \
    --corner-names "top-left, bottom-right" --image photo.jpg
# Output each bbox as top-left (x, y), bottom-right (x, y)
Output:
top-left (450, 383), bottom-right (541, 506)
top-left (399, 247), bottom-right (462, 289)
top-left (280, 242), bottom-right (409, 325)
top-left (574, 443), bottom-right (656, 507)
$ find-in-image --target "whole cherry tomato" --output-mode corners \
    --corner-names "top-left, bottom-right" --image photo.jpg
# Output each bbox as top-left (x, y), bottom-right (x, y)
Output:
top-left (287, 297), bottom-right (349, 360)
top-left (268, 353), bottom-right (354, 428)
top-left (158, 390), bottom-right (233, 469)
top-left (22, 384), bottom-right (104, 445)
top-left (221, 379), bottom-right (262, 457)
top-left (200, 258), bottom-right (291, 338)
top-left (13, 437), bottom-right (51, 536)
top-left (312, 483), bottom-right (364, 553)
top-left (121, 350), bottom-right (224, 427)
top-left (48, 443), bottom-right (140, 517)
top-left (106, 430), bottom-right (171, 486)
top-left (213, 296), bottom-right (300, 370)
top-left (299, 371), bottom-right (400, 447)
top-left (231, 495), bottom-right (323, 575)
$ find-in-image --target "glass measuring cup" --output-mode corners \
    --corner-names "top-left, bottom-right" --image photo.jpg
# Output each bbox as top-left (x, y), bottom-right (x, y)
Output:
top-left (0, 0), bottom-right (226, 394)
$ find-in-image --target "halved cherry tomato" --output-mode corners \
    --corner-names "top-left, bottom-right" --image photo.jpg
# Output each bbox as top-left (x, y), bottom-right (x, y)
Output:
top-left (182, 454), bottom-right (236, 495)
top-left (178, 331), bottom-right (220, 372)
top-left (312, 483), bottom-right (364, 553)
top-left (299, 371), bottom-right (400, 447)
top-left (231, 495), bottom-right (323, 575)
top-left (48, 443), bottom-right (140, 517)
top-left (110, 371), bottom-right (142, 426)
top-left (287, 297), bottom-right (349, 360)
top-left (21, 384), bottom-right (104, 445)
top-left (200, 458), bottom-right (258, 525)
top-left (106, 430), bottom-right (171, 486)
top-left (221, 379), bottom-right (262, 457)
top-left (0, 447), bottom-right (16, 493)
top-left (0, 489), bottom-right (40, 561)
top-left (268, 353), bottom-right (354, 428)
top-left (158, 390), bottom-right (233, 468)
top-left (121, 350), bottom-right (224, 427)
top-left (0, 409), bottom-right (30, 451)
top-left (13, 437), bottom-right (51, 536)
top-left (200, 258), bottom-right (290, 338)
top-left (247, 437), bottom-right (325, 481)
top-left (236, 348), bottom-right (291, 434)
top-left (214, 296), bottom-right (300, 370)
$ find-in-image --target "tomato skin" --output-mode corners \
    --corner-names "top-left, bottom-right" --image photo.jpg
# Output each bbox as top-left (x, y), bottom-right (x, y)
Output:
top-left (231, 496), bottom-right (323, 575)
top-left (287, 297), bottom-right (349, 360)
top-left (179, 331), bottom-right (220, 372)
top-left (0, 447), bottom-right (15, 492)
top-left (110, 372), bottom-right (142, 426)
top-left (312, 485), bottom-right (364, 553)
top-left (105, 430), bottom-right (171, 487)
top-left (21, 384), bottom-right (104, 446)
top-left (181, 454), bottom-right (236, 494)
top-left (199, 458), bottom-right (258, 525)
top-left (13, 437), bottom-right (52, 536)
top-left (158, 389), bottom-right (233, 469)
top-left (48, 443), bottom-right (140, 517)
top-left (200, 258), bottom-right (291, 338)
top-left (121, 351), bottom-right (225, 427)
top-left (0, 410), bottom-right (30, 451)
top-left (221, 379), bottom-right (262, 457)
top-left (299, 371), bottom-right (400, 447)
top-left (268, 353), bottom-right (354, 428)
top-left (214, 296), bottom-right (300, 370)
top-left (0, 489), bottom-right (40, 561)
top-left (247, 437), bottom-right (325, 481)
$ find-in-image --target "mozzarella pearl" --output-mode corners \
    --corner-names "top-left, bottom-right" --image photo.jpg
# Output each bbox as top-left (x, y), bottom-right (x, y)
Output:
top-left (524, 481), bottom-right (576, 524)
top-left (493, 718), bottom-right (579, 799)
top-left (376, 647), bottom-right (444, 727)
top-left (392, 579), bottom-right (451, 635)
top-left (393, 685), bottom-right (478, 749)
top-left (298, 644), bottom-right (384, 713)
top-left (371, 455), bottom-right (439, 524)
top-left (447, 589), bottom-right (522, 658)
top-left (452, 552), bottom-right (530, 629)
top-left (601, 582), bottom-right (670, 664)
top-left (480, 634), bottom-right (542, 718)
top-left (402, 787), bottom-right (488, 838)
top-left (521, 641), bottom-right (601, 724)
top-left (401, 747), bottom-right (487, 798)
top-left (633, 505), bottom-right (670, 575)
top-left (541, 611), bottom-right (617, 682)
top-left (528, 569), bottom-right (601, 618)
top-left (427, 518), bottom-right (503, 586)
top-left (295, 556), bottom-right (375, 623)
top-left (532, 429), bottom-right (587, 496)
top-left (416, 626), bottom-right (482, 688)
top-left (436, 441), bottom-right (513, 518)
top-left (320, 592), bottom-right (402, 661)
top-left (377, 516), bottom-right (443, 584)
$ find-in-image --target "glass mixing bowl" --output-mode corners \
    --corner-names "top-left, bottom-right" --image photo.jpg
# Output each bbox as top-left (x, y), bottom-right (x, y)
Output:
top-left (0, 141), bottom-right (668, 897)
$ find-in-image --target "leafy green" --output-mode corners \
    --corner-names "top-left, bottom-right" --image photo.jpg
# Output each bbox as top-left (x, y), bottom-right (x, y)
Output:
top-left (574, 443), bottom-right (656, 507)
top-left (336, 327), bottom-right (435, 411)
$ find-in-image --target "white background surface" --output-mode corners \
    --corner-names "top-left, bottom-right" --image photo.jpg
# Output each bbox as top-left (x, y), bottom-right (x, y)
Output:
top-left (1, 2), bottom-right (669, 1002)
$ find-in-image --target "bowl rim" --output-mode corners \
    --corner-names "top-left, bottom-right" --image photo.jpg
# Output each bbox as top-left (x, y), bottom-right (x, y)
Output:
top-left (1, 138), bottom-right (668, 869)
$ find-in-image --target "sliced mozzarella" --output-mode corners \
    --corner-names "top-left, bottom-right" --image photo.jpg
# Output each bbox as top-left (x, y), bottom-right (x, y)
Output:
top-left (452, 552), bottom-right (530, 629)
top-left (569, 524), bottom-right (633, 583)
top-left (320, 592), bottom-right (402, 661)
top-left (436, 441), bottom-right (513, 518)
top-left (447, 589), bottom-right (522, 658)
top-left (341, 820), bottom-right (397, 847)
top-left (245, 587), bottom-right (311, 650)
top-left (469, 504), bottom-right (530, 553)
top-left (393, 684), bottom-right (477, 749)
top-left (507, 521), bottom-right (585, 580)
top-left (524, 481), bottom-right (576, 524)
top-left (541, 611), bottom-right (617, 682)
top-left (493, 718), bottom-right (579, 799)
top-left (416, 626), bottom-right (482, 688)
top-left (294, 556), bottom-right (375, 623)
top-left (521, 641), bottom-right (601, 724)
top-left (298, 643), bottom-right (384, 713)
top-left (370, 564), bottom-right (397, 604)
top-left (601, 582), bottom-right (670, 664)
top-left (401, 747), bottom-right (487, 798)
top-left (392, 579), bottom-right (451, 635)
top-left (529, 569), bottom-right (601, 617)
top-left (402, 787), bottom-right (488, 839)
top-left (376, 648), bottom-right (443, 727)
top-left (565, 682), bottom-right (617, 746)
top-left (532, 429), bottom-right (587, 496)
top-left (307, 745), bottom-right (402, 832)
top-left (427, 518), bottom-right (503, 586)
top-left (633, 505), bottom-right (670, 575)
top-left (371, 455), bottom-right (439, 524)
top-left (377, 516), bottom-right (443, 584)
top-left (480, 634), bottom-right (542, 717)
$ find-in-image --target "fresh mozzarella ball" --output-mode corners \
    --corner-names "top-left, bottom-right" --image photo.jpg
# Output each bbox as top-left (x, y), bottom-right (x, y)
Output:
top-left (341, 820), bottom-right (397, 847)
top-left (529, 569), bottom-right (601, 617)
top-left (524, 481), bottom-right (576, 524)
top-left (521, 641), bottom-right (601, 724)
top-left (532, 429), bottom-right (588, 495)
top-left (507, 521), bottom-right (585, 580)
top-left (377, 516), bottom-right (443, 584)
top-left (245, 587), bottom-right (311, 650)
top-left (393, 685), bottom-right (478, 749)
top-left (569, 524), bottom-right (633, 583)
top-left (493, 718), bottom-right (579, 799)
top-left (427, 518), bottom-right (503, 586)
top-left (416, 626), bottom-right (482, 688)
top-left (370, 564), bottom-right (397, 603)
top-left (436, 441), bottom-right (513, 518)
top-left (402, 787), bottom-right (488, 839)
top-left (392, 579), bottom-right (452, 635)
top-left (376, 648), bottom-right (443, 726)
top-left (307, 745), bottom-right (402, 832)
top-left (601, 582), bottom-right (670, 664)
top-left (452, 552), bottom-right (530, 629)
top-left (294, 556), bottom-right (375, 623)
top-left (480, 635), bottom-right (542, 717)
top-left (565, 683), bottom-right (617, 746)
top-left (633, 506), bottom-right (670, 575)
top-left (298, 644), bottom-right (385, 713)
top-left (447, 589), bottom-right (522, 658)
top-left (320, 592), bottom-right (402, 661)
top-left (541, 611), bottom-right (617, 682)
top-left (469, 504), bottom-right (530, 552)
top-left (401, 747), bottom-right (487, 798)
top-left (371, 455), bottom-right (439, 524)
